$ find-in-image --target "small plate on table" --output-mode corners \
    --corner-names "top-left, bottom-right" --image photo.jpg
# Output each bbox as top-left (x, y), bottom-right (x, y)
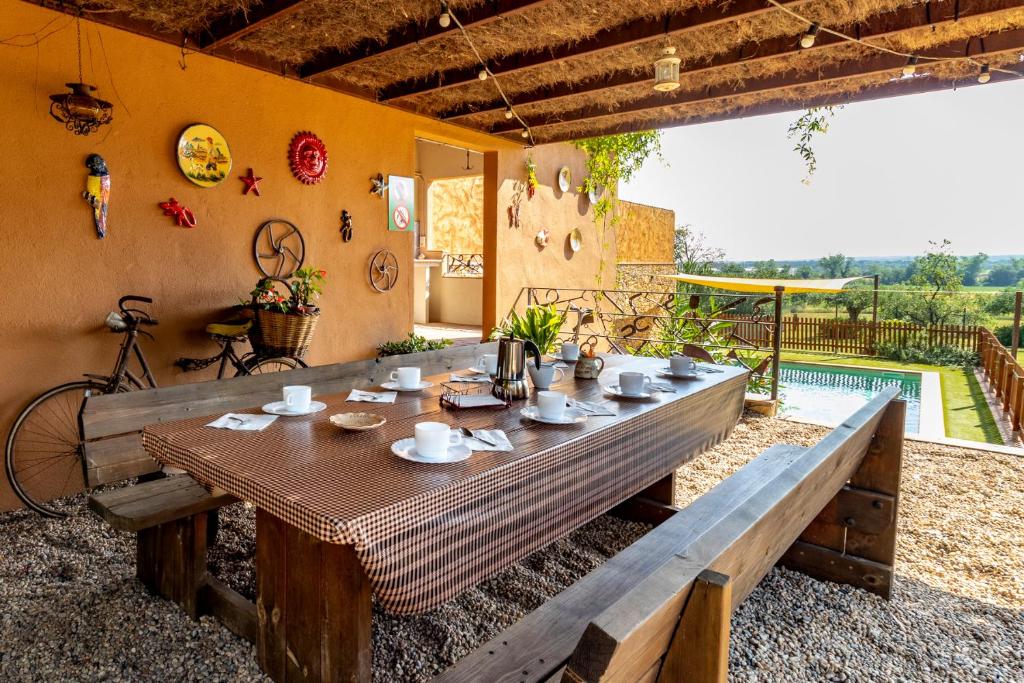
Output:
top-left (520, 406), bottom-right (588, 425)
top-left (391, 438), bottom-right (472, 463)
top-left (548, 353), bottom-right (578, 364)
top-left (603, 384), bottom-right (655, 400)
top-left (262, 400), bottom-right (328, 416)
top-left (329, 412), bottom-right (386, 431)
top-left (380, 380), bottom-right (434, 392)
top-left (656, 368), bottom-right (700, 380)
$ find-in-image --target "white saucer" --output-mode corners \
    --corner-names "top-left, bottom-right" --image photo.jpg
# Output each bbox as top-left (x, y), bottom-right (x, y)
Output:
top-left (462, 367), bottom-right (488, 375)
top-left (262, 400), bottom-right (328, 416)
top-left (656, 368), bottom-right (700, 380)
top-left (391, 438), bottom-right (472, 463)
top-left (549, 353), bottom-right (579, 363)
top-left (604, 384), bottom-right (655, 399)
top-left (519, 406), bottom-right (588, 425)
top-left (381, 381), bottom-right (434, 392)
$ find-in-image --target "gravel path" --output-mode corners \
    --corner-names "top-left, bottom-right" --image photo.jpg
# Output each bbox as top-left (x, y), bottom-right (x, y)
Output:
top-left (2, 412), bottom-right (1021, 682)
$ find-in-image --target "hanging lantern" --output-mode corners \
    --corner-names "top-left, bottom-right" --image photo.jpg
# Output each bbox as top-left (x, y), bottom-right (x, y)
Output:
top-left (49, 82), bottom-right (113, 136)
top-left (653, 46), bottom-right (681, 92)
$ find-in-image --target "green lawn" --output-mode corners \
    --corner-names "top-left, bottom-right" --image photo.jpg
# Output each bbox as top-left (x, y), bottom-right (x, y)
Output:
top-left (781, 351), bottom-right (1003, 445)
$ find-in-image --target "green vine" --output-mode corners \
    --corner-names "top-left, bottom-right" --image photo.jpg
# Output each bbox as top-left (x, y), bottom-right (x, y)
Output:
top-left (572, 131), bottom-right (664, 284)
top-left (787, 106), bottom-right (841, 185)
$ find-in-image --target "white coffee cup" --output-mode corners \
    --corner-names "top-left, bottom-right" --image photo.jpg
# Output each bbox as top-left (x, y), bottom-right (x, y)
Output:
top-left (619, 371), bottom-right (652, 396)
top-left (391, 367), bottom-right (421, 389)
top-left (414, 421), bottom-right (463, 460)
top-left (528, 364), bottom-right (565, 391)
top-left (536, 390), bottom-right (567, 421)
top-left (475, 354), bottom-right (498, 375)
top-left (561, 342), bottom-right (580, 362)
top-left (283, 385), bottom-right (312, 412)
top-left (670, 355), bottom-right (698, 377)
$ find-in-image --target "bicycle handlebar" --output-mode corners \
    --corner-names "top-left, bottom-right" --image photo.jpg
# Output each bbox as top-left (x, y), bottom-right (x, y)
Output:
top-left (118, 295), bottom-right (153, 311)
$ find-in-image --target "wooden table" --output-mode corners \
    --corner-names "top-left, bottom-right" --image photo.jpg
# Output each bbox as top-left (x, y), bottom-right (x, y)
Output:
top-left (142, 355), bottom-right (747, 683)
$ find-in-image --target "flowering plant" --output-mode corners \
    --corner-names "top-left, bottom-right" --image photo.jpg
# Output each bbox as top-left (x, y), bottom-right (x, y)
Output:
top-left (248, 267), bottom-right (327, 315)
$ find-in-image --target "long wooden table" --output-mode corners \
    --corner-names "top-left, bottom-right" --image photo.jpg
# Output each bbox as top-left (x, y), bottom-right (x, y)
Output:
top-left (141, 355), bottom-right (747, 682)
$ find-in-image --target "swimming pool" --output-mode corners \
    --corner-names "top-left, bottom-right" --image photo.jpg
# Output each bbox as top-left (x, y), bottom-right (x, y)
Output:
top-left (777, 362), bottom-right (923, 433)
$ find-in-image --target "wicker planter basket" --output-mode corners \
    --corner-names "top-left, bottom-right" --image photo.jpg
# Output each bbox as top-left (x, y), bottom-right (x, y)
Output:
top-left (252, 309), bottom-right (320, 358)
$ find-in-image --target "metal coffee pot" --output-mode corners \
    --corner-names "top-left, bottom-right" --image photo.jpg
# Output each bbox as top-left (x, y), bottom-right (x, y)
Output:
top-left (492, 334), bottom-right (542, 401)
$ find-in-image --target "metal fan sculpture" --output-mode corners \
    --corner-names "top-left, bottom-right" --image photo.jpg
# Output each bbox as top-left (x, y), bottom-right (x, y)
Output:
top-left (254, 219), bottom-right (305, 278)
top-left (368, 249), bottom-right (399, 293)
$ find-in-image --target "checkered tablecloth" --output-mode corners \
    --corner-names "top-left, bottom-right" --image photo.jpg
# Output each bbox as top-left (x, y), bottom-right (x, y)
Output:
top-left (143, 357), bottom-right (746, 613)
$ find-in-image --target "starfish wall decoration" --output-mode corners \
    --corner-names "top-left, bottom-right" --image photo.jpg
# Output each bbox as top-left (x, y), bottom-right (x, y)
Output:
top-left (240, 168), bottom-right (263, 196)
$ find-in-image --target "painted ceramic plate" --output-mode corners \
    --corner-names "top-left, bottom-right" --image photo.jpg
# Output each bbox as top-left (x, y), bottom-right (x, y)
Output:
top-left (557, 166), bottom-right (572, 192)
top-left (588, 183), bottom-right (605, 203)
top-left (177, 124), bottom-right (232, 187)
top-left (569, 228), bottom-right (583, 252)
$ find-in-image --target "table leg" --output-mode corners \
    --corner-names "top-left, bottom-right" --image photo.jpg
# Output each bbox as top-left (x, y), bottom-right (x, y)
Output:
top-left (256, 509), bottom-right (372, 683)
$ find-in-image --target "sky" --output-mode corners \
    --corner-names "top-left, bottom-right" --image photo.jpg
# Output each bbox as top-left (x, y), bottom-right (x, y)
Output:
top-left (619, 79), bottom-right (1024, 262)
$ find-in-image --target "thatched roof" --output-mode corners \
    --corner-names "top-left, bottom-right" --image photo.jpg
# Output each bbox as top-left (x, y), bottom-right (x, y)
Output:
top-left (34, 0), bottom-right (1024, 143)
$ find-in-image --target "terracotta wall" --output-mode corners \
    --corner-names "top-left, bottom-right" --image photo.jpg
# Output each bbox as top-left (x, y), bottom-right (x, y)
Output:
top-left (485, 147), bottom-right (613, 332)
top-left (0, 0), bottom-right (596, 511)
top-left (414, 139), bottom-right (483, 255)
top-left (427, 177), bottom-right (485, 255)
top-left (616, 200), bottom-right (676, 263)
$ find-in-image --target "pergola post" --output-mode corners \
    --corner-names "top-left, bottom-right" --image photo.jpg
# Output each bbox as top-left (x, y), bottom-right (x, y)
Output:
top-left (871, 274), bottom-right (880, 355)
top-left (772, 286), bottom-right (784, 402)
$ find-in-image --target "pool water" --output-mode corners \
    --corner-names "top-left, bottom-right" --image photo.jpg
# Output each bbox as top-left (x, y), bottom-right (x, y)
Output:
top-left (777, 362), bottom-right (921, 432)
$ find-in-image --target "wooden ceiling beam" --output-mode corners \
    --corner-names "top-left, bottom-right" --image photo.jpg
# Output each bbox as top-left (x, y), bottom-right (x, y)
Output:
top-left (521, 31), bottom-right (1024, 142)
top-left (535, 67), bottom-right (1021, 144)
top-left (197, 0), bottom-right (309, 51)
top-left (298, 0), bottom-right (551, 80)
top-left (444, 0), bottom-right (1024, 121)
top-left (377, 0), bottom-right (812, 102)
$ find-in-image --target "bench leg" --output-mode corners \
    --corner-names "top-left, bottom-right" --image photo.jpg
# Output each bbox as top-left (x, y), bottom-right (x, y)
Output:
top-left (656, 569), bottom-right (731, 683)
top-left (609, 473), bottom-right (680, 526)
top-left (136, 512), bottom-right (209, 619)
top-left (779, 400), bottom-right (905, 599)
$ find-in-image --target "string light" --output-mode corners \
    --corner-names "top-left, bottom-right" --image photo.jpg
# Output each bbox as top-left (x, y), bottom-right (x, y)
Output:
top-left (439, 5), bottom-right (534, 145)
top-left (800, 24), bottom-right (820, 49)
top-left (438, 2), bottom-right (451, 28)
top-left (902, 56), bottom-right (919, 77)
top-left (978, 64), bottom-right (991, 83)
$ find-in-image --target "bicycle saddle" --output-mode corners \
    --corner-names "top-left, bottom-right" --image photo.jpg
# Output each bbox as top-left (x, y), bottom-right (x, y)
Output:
top-left (206, 319), bottom-right (253, 338)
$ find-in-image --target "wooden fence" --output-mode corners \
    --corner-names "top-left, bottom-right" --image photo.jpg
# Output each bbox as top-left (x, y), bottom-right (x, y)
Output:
top-left (978, 328), bottom-right (1023, 432)
top-left (721, 315), bottom-right (981, 355)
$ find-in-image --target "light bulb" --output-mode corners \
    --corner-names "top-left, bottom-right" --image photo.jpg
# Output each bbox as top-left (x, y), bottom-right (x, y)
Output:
top-left (504, 107), bottom-right (514, 119)
top-left (439, 2), bottom-right (451, 28)
top-left (478, 69), bottom-right (488, 81)
top-left (800, 24), bottom-right (819, 49)
top-left (978, 64), bottom-right (991, 83)
top-left (902, 56), bottom-right (919, 77)
top-left (520, 128), bottom-right (529, 138)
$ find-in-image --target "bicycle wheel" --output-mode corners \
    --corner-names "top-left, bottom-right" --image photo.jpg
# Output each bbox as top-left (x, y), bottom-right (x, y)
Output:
top-left (238, 356), bottom-right (308, 376)
top-left (5, 381), bottom-right (105, 517)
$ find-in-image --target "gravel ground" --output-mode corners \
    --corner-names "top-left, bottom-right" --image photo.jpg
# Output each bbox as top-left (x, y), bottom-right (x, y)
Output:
top-left (2, 412), bottom-right (1022, 682)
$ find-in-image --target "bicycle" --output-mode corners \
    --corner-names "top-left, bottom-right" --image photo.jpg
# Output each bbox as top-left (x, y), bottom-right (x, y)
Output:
top-left (4, 295), bottom-right (306, 517)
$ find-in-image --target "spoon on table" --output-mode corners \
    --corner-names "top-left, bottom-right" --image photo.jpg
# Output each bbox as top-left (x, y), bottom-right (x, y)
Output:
top-left (459, 427), bottom-right (497, 447)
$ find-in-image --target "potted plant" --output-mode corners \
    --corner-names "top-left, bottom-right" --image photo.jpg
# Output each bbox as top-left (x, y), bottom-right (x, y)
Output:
top-left (492, 304), bottom-right (566, 355)
top-left (248, 267), bottom-right (326, 358)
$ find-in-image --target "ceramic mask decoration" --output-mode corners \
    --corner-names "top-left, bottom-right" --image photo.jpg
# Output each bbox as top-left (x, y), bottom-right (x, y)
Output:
top-left (289, 131), bottom-right (328, 185)
top-left (176, 124), bottom-right (232, 187)
top-left (82, 154), bottom-right (110, 239)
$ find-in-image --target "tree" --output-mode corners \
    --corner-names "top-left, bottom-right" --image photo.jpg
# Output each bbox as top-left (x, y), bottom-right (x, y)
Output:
top-left (818, 253), bottom-right (856, 278)
top-left (674, 225), bottom-right (724, 277)
top-left (985, 262), bottom-right (1023, 287)
top-left (907, 240), bottom-right (962, 324)
top-left (959, 253), bottom-right (988, 286)
top-left (750, 260), bottom-right (785, 278)
top-left (841, 287), bottom-right (874, 322)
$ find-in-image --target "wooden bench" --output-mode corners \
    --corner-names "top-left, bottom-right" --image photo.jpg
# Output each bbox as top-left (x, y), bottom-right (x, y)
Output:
top-left (438, 386), bottom-right (904, 683)
top-left (84, 341), bottom-right (496, 640)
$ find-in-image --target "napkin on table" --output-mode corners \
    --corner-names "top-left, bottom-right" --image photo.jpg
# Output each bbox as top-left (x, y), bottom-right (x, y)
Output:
top-left (568, 399), bottom-right (617, 416)
top-left (206, 413), bottom-right (278, 431)
top-left (463, 429), bottom-right (513, 452)
top-left (449, 372), bottom-right (493, 384)
top-left (348, 389), bottom-right (398, 403)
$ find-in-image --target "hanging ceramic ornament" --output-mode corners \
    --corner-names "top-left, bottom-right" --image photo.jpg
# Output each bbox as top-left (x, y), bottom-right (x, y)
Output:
top-left (82, 154), bottom-right (110, 239)
top-left (289, 131), bottom-right (328, 185)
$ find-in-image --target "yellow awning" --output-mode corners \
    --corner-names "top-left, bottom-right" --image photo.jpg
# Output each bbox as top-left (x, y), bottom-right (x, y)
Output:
top-left (659, 273), bottom-right (869, 294)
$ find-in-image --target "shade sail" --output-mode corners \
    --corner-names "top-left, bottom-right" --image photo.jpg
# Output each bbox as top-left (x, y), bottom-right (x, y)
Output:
top-left (660, 273), bottom-right (869, 294)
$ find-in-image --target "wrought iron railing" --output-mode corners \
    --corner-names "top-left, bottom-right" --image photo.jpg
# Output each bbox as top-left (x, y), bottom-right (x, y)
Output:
top-left (442, 253), bottom-right (484, 278)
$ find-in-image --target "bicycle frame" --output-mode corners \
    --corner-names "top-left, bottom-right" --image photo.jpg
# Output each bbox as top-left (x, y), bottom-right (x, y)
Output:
top-left (103, 325), bottom-right (158, 393)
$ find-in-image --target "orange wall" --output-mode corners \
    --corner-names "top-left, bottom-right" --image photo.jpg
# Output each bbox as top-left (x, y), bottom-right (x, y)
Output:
top-left (0, 0), bottom-right (574, 510)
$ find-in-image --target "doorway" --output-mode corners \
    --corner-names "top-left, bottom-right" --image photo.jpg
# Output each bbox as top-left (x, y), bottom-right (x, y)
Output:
top-left (413, 138), bottom-right (484, 343)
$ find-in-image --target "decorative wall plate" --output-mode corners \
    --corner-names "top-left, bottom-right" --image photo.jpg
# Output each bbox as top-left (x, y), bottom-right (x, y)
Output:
top-left (369, 249), bottom-right (399, 292)
top-left (254, 219), bottom-right (305, 278)
top-left (569, 228), bottom-right (583, 252)
top-left (177, 124), bottom-right (232, 187)
top-left (587, 183), bottom-right (604, 204)
top-left (557, 166), bottom-right (572, 192)
top-left (288, 131), bottom-right (328, 185)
